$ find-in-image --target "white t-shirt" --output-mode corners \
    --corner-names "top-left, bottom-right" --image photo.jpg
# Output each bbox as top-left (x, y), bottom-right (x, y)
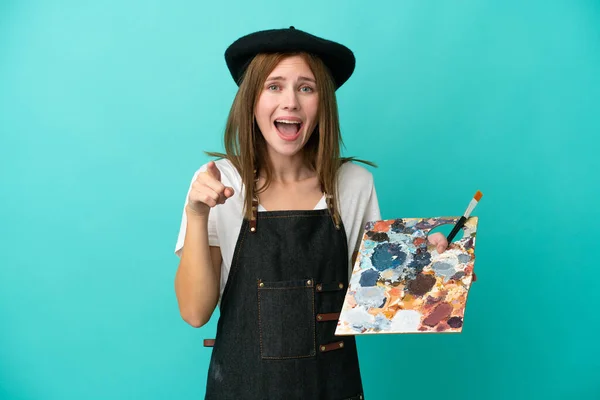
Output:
top-left (174, 158), bottom-right (381, 300)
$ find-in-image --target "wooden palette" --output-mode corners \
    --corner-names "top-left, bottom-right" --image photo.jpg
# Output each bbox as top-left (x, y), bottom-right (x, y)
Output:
top-left (335, 216), bottom-right (478, 335)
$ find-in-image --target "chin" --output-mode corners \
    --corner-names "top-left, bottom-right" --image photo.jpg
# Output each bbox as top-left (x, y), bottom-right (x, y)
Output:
top-left (268, 144), bottom-right (305, 158)
top-left (264, 130), bottom-right (309, 156)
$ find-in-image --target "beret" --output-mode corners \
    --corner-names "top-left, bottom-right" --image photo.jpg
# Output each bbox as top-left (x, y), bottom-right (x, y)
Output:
top-left (224, 26), bottom-right (355, 90)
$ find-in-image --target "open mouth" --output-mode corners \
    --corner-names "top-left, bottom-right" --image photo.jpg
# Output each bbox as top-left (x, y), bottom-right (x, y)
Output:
top-left (274, 119), bottom-right (303, 140)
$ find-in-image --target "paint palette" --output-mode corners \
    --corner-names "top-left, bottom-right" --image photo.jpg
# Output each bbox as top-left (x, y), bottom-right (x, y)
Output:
top-left (335, 216), bottom-right (478, 335)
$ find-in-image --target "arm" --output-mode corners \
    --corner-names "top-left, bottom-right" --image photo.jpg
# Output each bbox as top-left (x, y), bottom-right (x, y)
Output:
top-left (174, 161), bottom-right (234, 327)
top-left (174, 209), bottom-right (222, 328)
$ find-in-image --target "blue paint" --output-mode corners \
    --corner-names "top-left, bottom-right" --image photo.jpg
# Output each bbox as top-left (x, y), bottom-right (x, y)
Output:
top-left (359, 269), bottom-right (380, 287)
top-left (391, 219), bottom-right (413, 234)
top-left (371, 243), bottom-right (406, 271)
top-left (451, 271), bottom-right (466, 280)
top-left (433, 261), bottom-right (454, 272)
top-left (373, 314), bottom-right (392, 332)
top-left (458, 254), bottom-right (470, 264)
top-left (408, 251), bottom-right (431, 273)
top-left (432, 261), bottom-right (456, 282)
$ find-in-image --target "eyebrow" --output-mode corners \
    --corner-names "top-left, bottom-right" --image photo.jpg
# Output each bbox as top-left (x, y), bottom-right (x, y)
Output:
top-left (266, 76), bottom-right (316, 83)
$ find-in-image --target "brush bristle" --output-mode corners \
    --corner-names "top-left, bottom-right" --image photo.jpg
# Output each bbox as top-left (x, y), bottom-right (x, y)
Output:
top-left (474, 190), bottom-right (483, 202)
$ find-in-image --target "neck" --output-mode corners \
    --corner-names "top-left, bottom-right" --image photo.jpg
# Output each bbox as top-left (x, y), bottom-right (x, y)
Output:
top-left (263, 149), bottom-right (314, 183)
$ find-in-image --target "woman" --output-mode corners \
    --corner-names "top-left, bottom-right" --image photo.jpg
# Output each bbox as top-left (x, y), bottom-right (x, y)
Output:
top-left (174, 27), bottom-right (448, 399)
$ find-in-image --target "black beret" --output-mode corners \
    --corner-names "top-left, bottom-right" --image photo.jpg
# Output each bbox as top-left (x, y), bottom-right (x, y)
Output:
top-left (224, 26), bottom-right (355, 90)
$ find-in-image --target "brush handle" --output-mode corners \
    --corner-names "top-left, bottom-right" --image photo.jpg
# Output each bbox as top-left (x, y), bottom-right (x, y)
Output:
top-left (446, 216), bottom-right (467, 244)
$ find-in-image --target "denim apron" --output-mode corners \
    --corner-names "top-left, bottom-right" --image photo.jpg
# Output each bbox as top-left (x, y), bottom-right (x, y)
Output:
top-left (204, 202), bottom-right (365, 400)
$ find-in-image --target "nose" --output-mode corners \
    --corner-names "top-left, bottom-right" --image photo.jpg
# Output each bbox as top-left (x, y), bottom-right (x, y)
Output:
top-left (281, 87), bottom-right (300, 111)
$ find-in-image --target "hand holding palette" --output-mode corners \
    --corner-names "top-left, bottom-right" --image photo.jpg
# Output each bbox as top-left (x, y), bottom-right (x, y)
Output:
top-left (335, 192), bottom-right (482, 335)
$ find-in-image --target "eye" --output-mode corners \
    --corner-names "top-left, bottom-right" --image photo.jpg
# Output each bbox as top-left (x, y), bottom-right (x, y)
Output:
top-left (300, 86), bottom-right (314, 93)
top-left (268, 84), bottom-right (279, 91)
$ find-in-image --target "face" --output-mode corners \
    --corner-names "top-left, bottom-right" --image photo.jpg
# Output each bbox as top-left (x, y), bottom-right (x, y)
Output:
top-left (254, 55), bottom-right (319, 158)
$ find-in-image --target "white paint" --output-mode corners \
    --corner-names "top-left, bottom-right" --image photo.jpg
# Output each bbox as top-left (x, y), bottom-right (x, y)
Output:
top-left (342, 306), bottom-right (375, 329)
top-left (355, 286), bottom-right (386, 308)
top-left (390, 310), bottom-right (422, 332)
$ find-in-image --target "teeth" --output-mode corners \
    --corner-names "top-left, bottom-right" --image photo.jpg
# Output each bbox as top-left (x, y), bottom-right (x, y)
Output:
top-left (275, 120), bottom-right (301, 124)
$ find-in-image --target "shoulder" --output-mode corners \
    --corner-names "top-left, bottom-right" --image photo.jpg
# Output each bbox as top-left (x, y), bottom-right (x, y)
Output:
top-left (337, 161), bottom-right (375, 190)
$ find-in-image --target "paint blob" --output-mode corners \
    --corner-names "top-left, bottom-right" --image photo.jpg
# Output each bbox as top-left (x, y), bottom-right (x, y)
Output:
top-left (423, 303), bottom-right (453, 327)
top-left (354, 286), bottom-right (386, 309)
top-left (359, 269), bottom-right (380, 287)
top-left (368, 231), bottom-right (390, 242)
top-left (390, 310), bottom-right (422, 332)
top-left (447, 316), bottom-right (464, 328)
top-left (408, 251), bottom-right (431, 273)
top-left (371, 243), bottom-right (407, 271)
top-left (458, 254), bottom-right (471, 264)
top-left (406, 274), bottom-right (437, 296)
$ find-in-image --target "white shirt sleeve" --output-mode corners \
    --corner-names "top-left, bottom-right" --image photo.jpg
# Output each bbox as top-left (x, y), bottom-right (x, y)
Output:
top-left (364, 180), bottom-right (382, 223)
top-left (174, 164), bottom-right (220, 257)
top-left (354, 174), bottom-right (382, 253)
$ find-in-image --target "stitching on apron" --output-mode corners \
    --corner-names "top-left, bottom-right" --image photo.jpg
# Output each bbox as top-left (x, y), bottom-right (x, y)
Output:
top-left (312, 278), bottom-right (316, 356)
top-left (257, 284), bottom-right (263, 356)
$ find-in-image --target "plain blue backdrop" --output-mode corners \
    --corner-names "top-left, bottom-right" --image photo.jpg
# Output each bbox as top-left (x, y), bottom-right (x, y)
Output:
top-left (1, 1), bottom-right (599, 399)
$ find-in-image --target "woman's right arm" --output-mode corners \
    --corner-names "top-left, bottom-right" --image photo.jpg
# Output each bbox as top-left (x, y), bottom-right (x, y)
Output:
top-left (175, 211), bottom-right (222, 327)
top-left (174, 161), bottom-right (234, 328)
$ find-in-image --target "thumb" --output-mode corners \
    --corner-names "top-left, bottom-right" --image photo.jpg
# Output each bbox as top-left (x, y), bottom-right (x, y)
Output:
top-left (224, 186), bottom-right (235, 198)
top-left (428, 232), bottom-right (448, 253)
top-left (206, 161), bottom-right (221, 181)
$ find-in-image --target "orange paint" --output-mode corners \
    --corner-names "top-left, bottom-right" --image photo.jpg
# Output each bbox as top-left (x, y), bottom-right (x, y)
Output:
top-left (372, 220), bottom-right (394, 232)
top-left (413, 237), bottom-right (426, 246)
top-left (368, 308), bottom-right (382, 316)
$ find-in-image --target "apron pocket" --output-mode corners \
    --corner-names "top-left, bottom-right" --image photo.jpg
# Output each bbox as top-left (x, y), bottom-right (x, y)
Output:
top-left (257, 278), bottom-right (316, 359)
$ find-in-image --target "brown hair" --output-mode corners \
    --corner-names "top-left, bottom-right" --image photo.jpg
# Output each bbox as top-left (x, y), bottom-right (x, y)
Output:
top-left (207, 52), bottom-right (375, 226)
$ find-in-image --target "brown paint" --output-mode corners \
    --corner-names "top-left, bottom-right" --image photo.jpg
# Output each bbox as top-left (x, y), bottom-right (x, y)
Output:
top-left (406, 274), bottom-right (436, 296)
top-left (426, 295), bottom-right (442, 304)
top-left (423, 303), bottom-right (453, 327)
top-left (436, 322), bottom-right (450, 332)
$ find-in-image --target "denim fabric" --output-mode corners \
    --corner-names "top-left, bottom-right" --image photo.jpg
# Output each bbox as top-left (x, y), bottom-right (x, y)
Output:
top-left (205, 209), bottom-right (364, 400)
top-left (258, 279), bottom-right (316, 359)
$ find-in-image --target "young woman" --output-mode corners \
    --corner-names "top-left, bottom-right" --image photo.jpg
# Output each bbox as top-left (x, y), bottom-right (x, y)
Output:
top-left (174, 27), bottom-right (448, 400)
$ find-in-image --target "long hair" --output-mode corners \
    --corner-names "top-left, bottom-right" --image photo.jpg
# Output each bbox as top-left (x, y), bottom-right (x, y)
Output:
top-left (207, 52), bottom-right (375, 225)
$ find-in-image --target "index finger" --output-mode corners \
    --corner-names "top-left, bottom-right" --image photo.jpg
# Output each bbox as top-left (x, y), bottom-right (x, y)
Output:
top-left (205, 161), bottom-right (221, 181)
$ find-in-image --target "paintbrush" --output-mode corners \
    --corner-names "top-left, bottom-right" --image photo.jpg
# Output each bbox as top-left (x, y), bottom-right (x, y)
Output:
top-left (446, 191), bottom-right (483, 245)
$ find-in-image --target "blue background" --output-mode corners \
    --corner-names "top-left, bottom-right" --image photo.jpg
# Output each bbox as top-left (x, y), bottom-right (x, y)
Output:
top-left (1, 1), bottom-right (599, 399)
